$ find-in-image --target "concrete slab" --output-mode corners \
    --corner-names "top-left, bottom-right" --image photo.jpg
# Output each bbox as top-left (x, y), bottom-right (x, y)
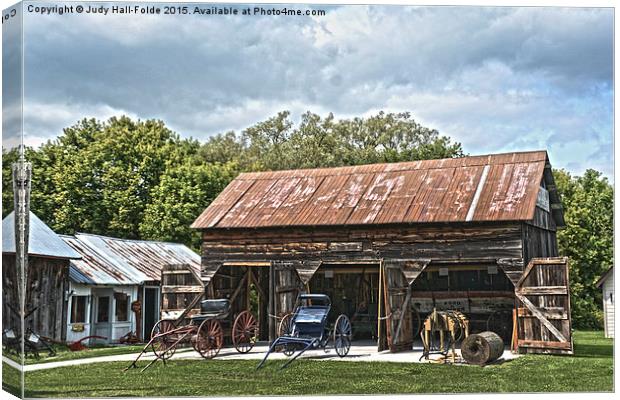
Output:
top-left (5, 341), bottom-right (519, 372)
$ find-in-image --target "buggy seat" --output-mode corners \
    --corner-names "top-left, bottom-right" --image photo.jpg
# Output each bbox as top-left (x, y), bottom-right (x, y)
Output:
top-left (191, 299), bottom-right (230, 322)
top-left (291, 306), bottom-right (329, 338)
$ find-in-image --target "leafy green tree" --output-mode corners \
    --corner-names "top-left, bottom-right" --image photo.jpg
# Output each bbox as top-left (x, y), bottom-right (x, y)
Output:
top-left (3, 116), bottom-right (201, 239)
top-left (139, 162), bottom-right (237, 250)
top-left (199, 111), bottom-right (463, 171)
top-left (2, 146), bottom-right (57, 220)
top-left (555, 169), bottom-right (613, 329)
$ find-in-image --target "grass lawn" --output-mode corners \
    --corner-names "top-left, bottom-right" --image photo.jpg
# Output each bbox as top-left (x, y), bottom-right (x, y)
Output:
top-left (2, 360), bottom-right (21, 398)
top-left (3, 344), bottom-right (145, 365)
top-left (13, 331), bottom-right (614, 397)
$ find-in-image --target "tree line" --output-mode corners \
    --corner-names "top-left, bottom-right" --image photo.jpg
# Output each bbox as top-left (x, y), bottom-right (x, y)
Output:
top-left (1, 112), bottom-right (612, 329)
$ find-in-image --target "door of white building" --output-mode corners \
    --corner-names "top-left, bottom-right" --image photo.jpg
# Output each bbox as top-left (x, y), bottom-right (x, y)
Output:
top-left (92, 288), bottom-right (113, 344)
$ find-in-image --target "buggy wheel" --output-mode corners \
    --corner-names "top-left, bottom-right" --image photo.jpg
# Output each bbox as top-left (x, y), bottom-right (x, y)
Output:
top-left (150, 319), bottom-right (177, 360)
top-left (278, 313), bottom-right (293, 337)
top-left (410, 306), bottom-right (422, 339)
top-left (334, 315), bottom-right (352, 357)
top-left (195, 319), bottom-right (223, 359)
top-left (283, 343), bottom-right (295, 357)
top-left (232, 311), bottom-right (258, 353)
top-left (277, 313), bottom-right (294, 354)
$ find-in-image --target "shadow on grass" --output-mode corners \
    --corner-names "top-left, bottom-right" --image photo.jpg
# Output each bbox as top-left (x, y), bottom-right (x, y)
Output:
top-left (573, 343), bottom-right (614, 358)
top-left (3, 382), bottom-right (21, 398)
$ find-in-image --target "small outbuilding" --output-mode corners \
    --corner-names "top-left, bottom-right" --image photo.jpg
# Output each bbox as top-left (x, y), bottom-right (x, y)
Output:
top-left (2, 211), bottom-right (81, 341)
top-left (596, 267), bottom-right (614, 338)
top-left (192, 150), bottom-right (573, 354)
top-left (61, 233), bottom-right (201, 344)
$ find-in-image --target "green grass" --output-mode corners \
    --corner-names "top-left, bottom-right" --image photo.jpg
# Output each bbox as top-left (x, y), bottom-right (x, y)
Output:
top-left (16, 331), bottom-right (614, 397)
top-left (2, 361), bottom-right (22, 398)
top-left (3, 344), bottom-right (145, 365)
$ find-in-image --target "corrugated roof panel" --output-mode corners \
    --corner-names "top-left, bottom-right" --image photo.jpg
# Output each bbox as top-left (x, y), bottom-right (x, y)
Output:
top-left (244, 177), bottom-right (302, 227)
top-left (322, 173), bottom-right (375, 225)
top-left (218, 179), bottom-right (278, 228)
top-left (348, 172), bottom-right (405, 225)
top-left (417, 168), bottom-right (456, 222)
top-left (191, 179), bottom-right (255, 228)
top-left (373, 169), bottom-right (428, 224)
top-left (192, 150), bottom-right (551, 229)
top-left (473, 162), bottom-right (544, 221)
top-left (2, 212), bottom-right (81, 259)
top-left (295, 174), bottom-right (350, 225)
top-left (438, 166), bottom-right (483, 222)
top-left (269, 176), bottom-right (324, 226)
top-left (62, 233), bottom-right (201, 285)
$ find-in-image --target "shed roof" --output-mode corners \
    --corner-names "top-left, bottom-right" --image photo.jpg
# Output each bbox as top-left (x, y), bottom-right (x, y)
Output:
top-left (596, 267), bottom-right (613, 288)
top-left (192, 150), bottom-right (564, 229)
top-left (2, 211), bottom-right (81, 259)
top-left (62, 233), bottom-right (201, 285)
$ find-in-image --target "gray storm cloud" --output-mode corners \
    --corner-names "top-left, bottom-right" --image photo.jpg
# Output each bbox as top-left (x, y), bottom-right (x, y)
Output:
top-left (7, 4), bottom-right (613, 176)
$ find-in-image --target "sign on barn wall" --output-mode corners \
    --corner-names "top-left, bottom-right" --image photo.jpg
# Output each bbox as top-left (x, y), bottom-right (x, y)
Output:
top-left (536, 186), bottom-right (550, 212)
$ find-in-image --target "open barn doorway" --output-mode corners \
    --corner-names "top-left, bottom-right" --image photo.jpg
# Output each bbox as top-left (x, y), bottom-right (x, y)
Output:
top-left (208, 264), bottom-right (271, 341)
top-left (409, 263), bottom-right (516, 343)
top-left (308, 263), bottom-right (381, 341)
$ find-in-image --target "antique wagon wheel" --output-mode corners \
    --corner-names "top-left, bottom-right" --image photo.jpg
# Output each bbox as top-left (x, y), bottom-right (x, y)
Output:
top-left (410, 306), bottom-right (422, 339)
top-left (150, 319), bottom-right (177, 360)
top-left (232, 311), bottom-right (259, 353)
top-left (195, 319), bottom-right (224, 359)
top-left (277, 313), bottom-right (295, 356)
top-left (278, 313), bottom-right (293, 337)
top-left (333, 314), bottom-right (352, 357)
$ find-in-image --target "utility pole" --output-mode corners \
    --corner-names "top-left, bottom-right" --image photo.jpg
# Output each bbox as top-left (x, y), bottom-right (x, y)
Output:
top-left (12, 145), bottom-right (31, 377)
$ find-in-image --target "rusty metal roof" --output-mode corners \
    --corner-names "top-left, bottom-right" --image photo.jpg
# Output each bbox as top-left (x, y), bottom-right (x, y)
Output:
top-left (192, 150), bottom-right (558, 229)
top-left (62, 233), bottom-right (201, 285)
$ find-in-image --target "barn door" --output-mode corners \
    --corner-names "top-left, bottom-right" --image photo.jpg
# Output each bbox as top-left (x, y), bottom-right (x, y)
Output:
top-left (160, 263), bottom-right (204, 322)
top-left (381, 259), bottom-right (431, 352)
top-left (384, 265), bottom-right (412, 352)
top-left (515, 257), bottom-right (573, 354)
top-left (273, 262), bottom-right (303, 316)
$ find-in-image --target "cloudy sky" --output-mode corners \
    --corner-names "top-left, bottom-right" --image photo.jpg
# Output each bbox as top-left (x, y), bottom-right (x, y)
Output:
top-left (2, 2), bottom-right (614, 176)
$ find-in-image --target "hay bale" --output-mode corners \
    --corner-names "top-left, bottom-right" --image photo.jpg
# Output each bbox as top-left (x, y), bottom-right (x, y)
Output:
top-left (461, 331), bottom-right (504, 365)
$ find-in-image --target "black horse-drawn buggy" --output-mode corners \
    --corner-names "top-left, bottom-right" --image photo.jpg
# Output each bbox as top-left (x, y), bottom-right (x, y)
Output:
top-left (257, 294), bottom-right (352, 369)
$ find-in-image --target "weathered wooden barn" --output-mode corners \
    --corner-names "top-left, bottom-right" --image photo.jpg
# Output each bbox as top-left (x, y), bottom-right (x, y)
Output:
top-left (2, 211), bottom-right (81, 341)
top-left (192, 150), bottom-right (573, 355)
